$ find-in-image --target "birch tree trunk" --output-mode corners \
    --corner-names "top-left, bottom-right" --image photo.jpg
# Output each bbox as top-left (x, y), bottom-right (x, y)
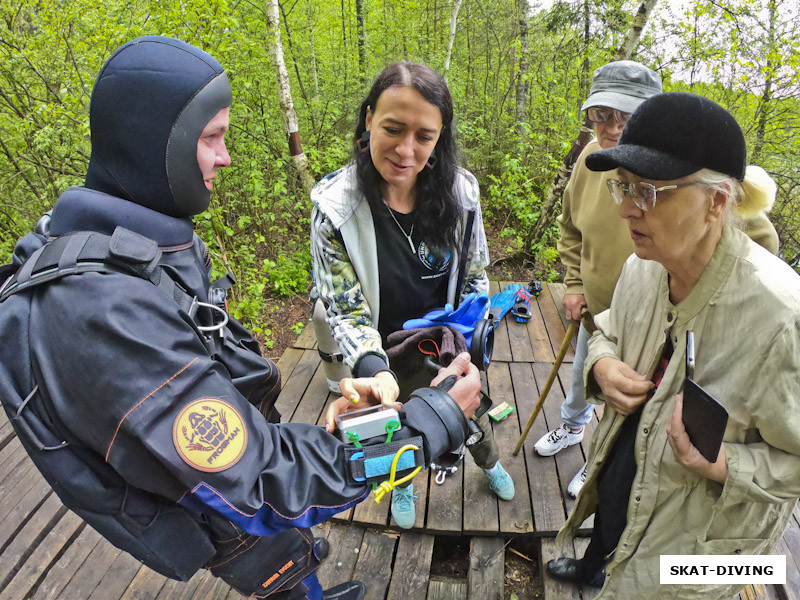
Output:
top-left (752, 0), bottom-right (777, 162)
top-left (356, 0), bottom-right (366, 85)
top-left (266, 0), bottom-right (316, 197)
top-left (307, 0), bottom-right (319, 96)
top-left (514, 0), bottom-right (530, 136)
top-left (529, 0), bottom-right (659, 245)
top-left (443, 0), bottom-right (463, 81)
top-left (614, 0), bottom-right (660, 61)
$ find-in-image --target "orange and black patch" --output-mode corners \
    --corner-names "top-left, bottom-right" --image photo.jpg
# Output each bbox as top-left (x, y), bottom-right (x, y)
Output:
top-left (173, 398), bottom-right (247, 472)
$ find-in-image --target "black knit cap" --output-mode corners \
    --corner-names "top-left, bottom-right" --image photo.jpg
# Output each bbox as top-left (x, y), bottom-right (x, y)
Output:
top-left (585, 92), bottom-right (746, 181)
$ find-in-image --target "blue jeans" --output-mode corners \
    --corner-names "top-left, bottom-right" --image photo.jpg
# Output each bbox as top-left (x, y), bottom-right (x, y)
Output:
top-left (560, 322), bottom-right (594, 429)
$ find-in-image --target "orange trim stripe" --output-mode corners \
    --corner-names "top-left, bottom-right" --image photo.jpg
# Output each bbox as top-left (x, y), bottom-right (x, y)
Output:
top-left (105, 357), bottom-right (199, 461)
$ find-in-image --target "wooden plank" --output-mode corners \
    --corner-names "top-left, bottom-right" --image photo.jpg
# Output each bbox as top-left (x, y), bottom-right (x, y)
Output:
top-left (287, 362), bottom-right (331, 426)
top-left (275, 347), bottom-right (304, 388)
top-left (294, 318), bottom-right (318, 349)
top-left (0, 450), bottom-right (37, 502)
top-left (386, 532), bottom-right (435, 600)
top-left (352, 530), bottom-right (397, 600)
top-left (425, 452), bottom-right (463, 533)
top-left (539, 284), bottom-right (575, 363)
top-left (526, 294), bottom-right (556, 363)
top-left (736, 583), bottom-right (782, 600)
top-left (502, 281), bottom-right (535, 363)
top-left (0, 510), bottom-right (83, 600)
top-left (427, 576), bottom-right (467, 600)
top-left (0, 438), bottom-right (29, 484)
top-left (487, 362), bottom-right (534, 534)
top-left (463, 378), bottom-right (499, 535)
top-left (488, 280), bottom-right (512, 363)
top-left (0, 467), bottom-right (50, 545)
top-left (222, 586), bottom-right (246, 600)
top-left (540, 537), bottom-right (580, 600)
top-left (534, 362), bottom-right (587, 528)
top-left (31, 525), bottom-right (103, 600)
top-left (511, 363), bottom-right (565, 534)
top-left (315, 522), bottom-right (366, 590)
top-left (189, 573), bottom-right (231, 600)
top-left (119, 565), bottom-right (169, 600)
top-left (549, 283), bottom-right (573, 337)
top-left (0, 492), bottom-right (67, 592)
top-left (507, 318), bottom-right (536, 363)
top-left (180, 570), bottom-right (219, 600)
top-left (57, 534), bottom-right (123, 599)
top-left (0, 418), bottom-right (15, 451)
top-left (352, 481), bottom-right (390, 528)
top-left (153, 570), bottom-right (206, 600)
top-left (411, 470), bottom-right (430, 530)
top-left (467, 536), bottom-right (504, 600)
top-left (86, 544), bottom-right (143, 600)
top-left (273, 349), bottom-right (321, 421)
top-left (775, 514), bottom-right (800, 600)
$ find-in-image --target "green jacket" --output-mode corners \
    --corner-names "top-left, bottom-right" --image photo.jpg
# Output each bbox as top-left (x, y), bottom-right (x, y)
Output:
top-left (558, 226), bottom-right (800, 600)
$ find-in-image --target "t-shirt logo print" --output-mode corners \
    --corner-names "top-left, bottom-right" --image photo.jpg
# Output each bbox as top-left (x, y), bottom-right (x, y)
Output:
top-left (418, 241), bottom-right (451, 272)
top-left (173, 399), bottom-right (247, 472)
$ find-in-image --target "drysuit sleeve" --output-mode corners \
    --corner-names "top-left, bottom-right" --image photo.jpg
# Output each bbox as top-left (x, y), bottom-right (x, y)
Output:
top-left (31, 272), bottom-right (466, 536)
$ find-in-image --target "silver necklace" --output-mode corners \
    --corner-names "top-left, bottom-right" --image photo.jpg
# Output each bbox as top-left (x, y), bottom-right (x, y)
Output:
top-left (385, 203), bottom-right (416, 253)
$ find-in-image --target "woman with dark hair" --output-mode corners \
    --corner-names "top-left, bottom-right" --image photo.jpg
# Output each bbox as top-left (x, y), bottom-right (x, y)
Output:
top-left (310, 62), bottom-right (515, 530)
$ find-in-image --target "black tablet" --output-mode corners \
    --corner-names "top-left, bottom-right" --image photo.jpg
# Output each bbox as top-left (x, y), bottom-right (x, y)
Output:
top-left (682, 332), bottom-right (728, 463)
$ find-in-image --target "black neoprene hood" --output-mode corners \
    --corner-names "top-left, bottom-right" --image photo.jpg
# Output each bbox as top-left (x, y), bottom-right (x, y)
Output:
top-left (85, 36), bottom-right (232, 218)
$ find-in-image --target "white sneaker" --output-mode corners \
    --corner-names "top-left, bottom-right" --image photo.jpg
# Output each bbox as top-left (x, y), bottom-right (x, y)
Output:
top-left (567, 462), bottom-right (588, 498)
top-left (533, 424), bottom-right (584, 456)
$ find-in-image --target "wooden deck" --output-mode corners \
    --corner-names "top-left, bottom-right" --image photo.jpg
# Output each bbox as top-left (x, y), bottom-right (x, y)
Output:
top-left (0, 282), bottom-right (797, 599)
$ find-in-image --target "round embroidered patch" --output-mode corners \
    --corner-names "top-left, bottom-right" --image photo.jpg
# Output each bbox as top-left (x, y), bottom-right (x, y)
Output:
top-left (173, 399), bottom-right (247, 472)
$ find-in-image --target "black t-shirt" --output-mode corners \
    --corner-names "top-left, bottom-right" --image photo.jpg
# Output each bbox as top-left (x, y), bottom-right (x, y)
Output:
top-left (373, 203), bottom-right (452, 341)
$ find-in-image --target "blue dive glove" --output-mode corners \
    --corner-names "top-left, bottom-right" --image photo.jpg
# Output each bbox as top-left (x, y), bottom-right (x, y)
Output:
top-left (402, 293), bottom-right (489, 346)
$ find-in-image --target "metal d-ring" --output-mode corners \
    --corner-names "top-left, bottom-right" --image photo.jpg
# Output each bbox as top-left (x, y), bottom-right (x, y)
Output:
top-left (195, 301), bottom-right (229, 332)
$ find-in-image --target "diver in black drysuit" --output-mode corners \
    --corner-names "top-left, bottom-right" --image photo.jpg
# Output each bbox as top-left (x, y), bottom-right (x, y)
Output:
top-left (0, 36), bottom-right (476, 600)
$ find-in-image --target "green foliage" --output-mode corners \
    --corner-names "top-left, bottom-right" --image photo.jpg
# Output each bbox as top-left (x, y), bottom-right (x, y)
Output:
top-left (263, 251), bottom-right (312, 298)
top-left (485, 148), bottom-right (541, 254)
top-left (1, 0), bottom-right (799, 348)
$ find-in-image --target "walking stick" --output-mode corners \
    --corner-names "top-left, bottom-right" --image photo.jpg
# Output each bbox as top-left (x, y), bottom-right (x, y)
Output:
top-left (513, 322), bottom-right (578, 456)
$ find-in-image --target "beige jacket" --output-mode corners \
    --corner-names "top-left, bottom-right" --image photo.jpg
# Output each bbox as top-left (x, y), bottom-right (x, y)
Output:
top-left (558, 227), bottom-right (800, 600)
top-left (557, 141), bottom-right (632, 328)
top-left (557, 141), bottom-right (780, 332)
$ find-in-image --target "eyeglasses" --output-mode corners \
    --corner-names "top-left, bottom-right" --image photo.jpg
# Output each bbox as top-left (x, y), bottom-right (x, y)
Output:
top-left (607, 179), bottom-right (703, 211)
top-left (587, 107), bottom-right (632, 125)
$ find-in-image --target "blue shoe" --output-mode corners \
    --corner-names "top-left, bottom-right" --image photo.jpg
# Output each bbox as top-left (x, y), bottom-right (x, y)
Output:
top-left (391, 484), bottom-right (417, 529)
top-left (483, 462), bottom-right (515, 500)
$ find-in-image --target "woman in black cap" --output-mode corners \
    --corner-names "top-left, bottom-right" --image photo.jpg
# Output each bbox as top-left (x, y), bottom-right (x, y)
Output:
top-left (547, 92), bottom-right (800, 599)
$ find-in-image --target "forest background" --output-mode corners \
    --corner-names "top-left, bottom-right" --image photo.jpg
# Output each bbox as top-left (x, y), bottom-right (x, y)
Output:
top-left (1, 0), bottom-right (799, 354)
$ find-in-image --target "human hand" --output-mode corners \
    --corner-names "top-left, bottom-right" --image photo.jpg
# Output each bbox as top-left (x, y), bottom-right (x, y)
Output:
top-left (562, 293), bottom-right (588, 322)
top-left (667, 392), bottom-right (728, 483)
top-left (430, 352), bottom-right (481, 419)
top-left (324, 371), bottom-right (400, 433)
top-left (592, 357), bottom-right (654, 415)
